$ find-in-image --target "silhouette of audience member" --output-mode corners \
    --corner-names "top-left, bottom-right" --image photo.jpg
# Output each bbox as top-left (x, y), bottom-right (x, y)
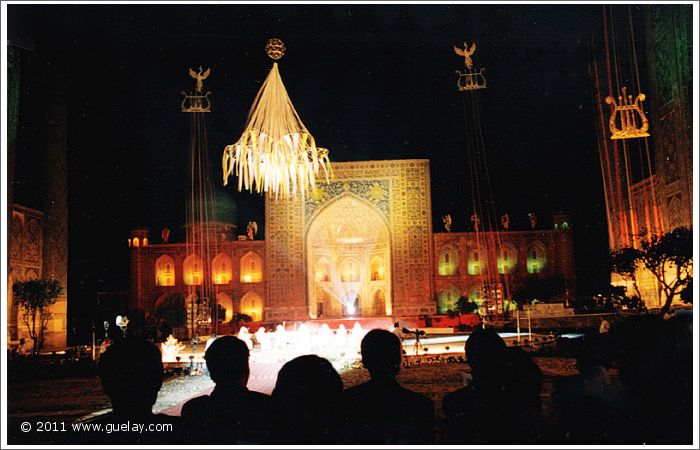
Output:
top-left (180, 336), bottom-right (271, 444)
top-left (506, 346), bottom-right (543, 430)
top-left (342, 329), bottom-right (435, 444)
top-left (443, 327), bottom-right (542, 444)
top-left (158, 319), bottom-right (173, 342)
top-left (552, 332), bottom-right (627, 444)
top-left (613, 314), bottom-right (693, 444)
top-left (73, 337), bottom-right (180, 444)
top-left (271, 355), bottom-right (343, 444)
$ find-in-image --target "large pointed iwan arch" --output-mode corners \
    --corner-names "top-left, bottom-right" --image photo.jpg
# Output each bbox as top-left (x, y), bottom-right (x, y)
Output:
top-left (305, 194), bottom-right (392, 318)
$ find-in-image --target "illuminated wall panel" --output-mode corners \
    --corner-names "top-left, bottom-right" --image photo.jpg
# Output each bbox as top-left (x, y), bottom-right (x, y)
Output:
top-left (183, 254), bottom-right (204, 285)
top-left (155, 254), bottom-right (175, 286)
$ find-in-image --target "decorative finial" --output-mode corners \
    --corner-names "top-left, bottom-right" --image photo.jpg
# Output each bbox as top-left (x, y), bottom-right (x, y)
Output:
top-left (181, 66), bottom-right (212, 113)
top-left (266, 38), bottom-right (286, 60)
top-left (454, 41), bottom-right (487, 91)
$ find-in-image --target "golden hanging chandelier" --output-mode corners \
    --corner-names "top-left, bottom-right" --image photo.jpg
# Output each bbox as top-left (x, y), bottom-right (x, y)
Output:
top-left (222, 38), bottom-right (332, 198)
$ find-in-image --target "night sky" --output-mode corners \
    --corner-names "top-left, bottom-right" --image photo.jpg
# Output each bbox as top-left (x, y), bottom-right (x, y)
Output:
top-left (9, 4), bottom-right (617, 327)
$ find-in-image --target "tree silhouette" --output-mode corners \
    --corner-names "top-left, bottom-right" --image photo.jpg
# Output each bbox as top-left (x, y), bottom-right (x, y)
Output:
top-left (455, 296), bottom-right (478, 314)
top-left (12, 279), bottom-right (64, 354)
top-left (610, 247), bottom-right (644, 300)
top-left (611, 227), bottom-right (693, 315)
top-left (156, 292), bottom-right (186, 327)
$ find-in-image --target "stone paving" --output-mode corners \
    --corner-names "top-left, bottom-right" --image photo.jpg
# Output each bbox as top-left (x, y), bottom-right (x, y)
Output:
top-left (158, 359), bottom-right (285, 416)
top-left (158, 355), bottom-right (579, 421)
top-left (5, 353), bottom-right (579, 448)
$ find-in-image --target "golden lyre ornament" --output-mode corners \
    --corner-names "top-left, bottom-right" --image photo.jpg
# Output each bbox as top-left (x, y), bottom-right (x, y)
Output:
top-left (605, 86), bottom-right (650, 139)
top-left (454, 42), bottom-right (487, 91)
top-left (181, 66), bottom-right (212, 113)
top-left (222, 39), bottom-right (332, 199)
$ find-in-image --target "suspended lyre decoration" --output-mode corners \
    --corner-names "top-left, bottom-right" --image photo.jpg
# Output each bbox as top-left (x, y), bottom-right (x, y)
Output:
top-left (605, 86), bottom-right (650, 139)
top-left (222, 38), bottom-right (332, 199)
top-left (179, 64), bottom-right (219, 335)
top-left (454, 41), bottom-right (487, 91)
top-left (181, 66), bottom-right (212, 112)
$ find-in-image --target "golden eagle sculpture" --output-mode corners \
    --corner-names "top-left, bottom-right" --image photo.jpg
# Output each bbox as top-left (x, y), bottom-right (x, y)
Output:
top-left (189, 66), bottom-right (211, 93)
top-left (454, 42), bottom-right (477, 69)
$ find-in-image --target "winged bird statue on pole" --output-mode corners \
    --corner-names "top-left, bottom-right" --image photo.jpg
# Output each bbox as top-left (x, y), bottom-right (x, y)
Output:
top-left (189, 66), bottom-right (211, 93)
top-left (454, 42), bottom-right (477, 69)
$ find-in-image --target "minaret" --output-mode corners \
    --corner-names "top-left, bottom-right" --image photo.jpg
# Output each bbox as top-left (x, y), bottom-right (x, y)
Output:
top-left (7, 45), bottom-right (21, 342)
top-left (552, 212), bottom-right (576, 304)
top-left (128, 228), bottom-right (151, 312)
top-left (41, 70), bottom-right (69, 349)
top-left (7, 46), bottom-right (20, 227)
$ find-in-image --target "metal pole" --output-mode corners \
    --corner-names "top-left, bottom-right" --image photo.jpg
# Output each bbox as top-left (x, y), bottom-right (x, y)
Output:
top-left (516, 310), bottom-right (521, 343)
top-left (190, 299), bottom-right (195, 339)
top-left (213, 290), bottom-right (218, 337)
top-left (94, 294), bottom-right (99, 360)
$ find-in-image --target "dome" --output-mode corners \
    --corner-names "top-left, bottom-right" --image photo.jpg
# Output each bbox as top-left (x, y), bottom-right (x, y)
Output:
top-left (206, 188), bottom-right (237, 226)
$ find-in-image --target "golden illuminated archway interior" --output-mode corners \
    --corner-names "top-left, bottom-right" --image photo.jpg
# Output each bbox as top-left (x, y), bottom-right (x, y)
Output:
top-left (155, 254), bottom-right (176, 286)
top-left (217, 292), bottom-right (234, 323)
top-left (183, 254), bottom-right (204, 286)
top-left (240, 292), bottom-right (264, 322)
top-left (240, 252), bottom-right (263, 283)
top-left (306, 195), bottom-right (391, 318)
top-left (212, 253), bottom-right (233, 285)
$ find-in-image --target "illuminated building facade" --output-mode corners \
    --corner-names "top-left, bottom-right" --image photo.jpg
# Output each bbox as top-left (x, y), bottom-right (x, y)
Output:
top-left (8, 205), bottom-right (69, 350)
top-left (434, 214), bottom-right (576, 314)
top-left (129, 160), bottom-right (575, 325)
top-left (594, 5), bottom-right (693, 307)
top-left (8, 205), bottom-right (46, 342)
top-left (267, 160), bottom-right (434, 320)
top-left (642, 6), bottom-right (693, 234)
top-left (128, 225), bottom-right (266, 328)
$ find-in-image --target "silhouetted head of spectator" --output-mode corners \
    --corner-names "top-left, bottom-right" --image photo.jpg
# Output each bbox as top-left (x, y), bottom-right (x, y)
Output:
top-left (361, 329), bottom-right (402, 378)
top-left (613, 314), bottom-right (692, 443)
top-left (465, 327), bottom-right (508, 384)
top-left (504, 347), bottom-right (543, 403)
top-left (272, 355), bottom-right (343, 443)
top-left (613, 315), bottom-right (664, 390)
top-left (99, 337), bottom-right (163, 417)
top-left (205, 336), bottom-right (250, 387)
top-left (576, 333), bottom-right (612, 372)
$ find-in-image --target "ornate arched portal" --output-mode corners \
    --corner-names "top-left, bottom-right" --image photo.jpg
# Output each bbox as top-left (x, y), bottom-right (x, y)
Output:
top-left (306, 195), bottom-right (391, 318)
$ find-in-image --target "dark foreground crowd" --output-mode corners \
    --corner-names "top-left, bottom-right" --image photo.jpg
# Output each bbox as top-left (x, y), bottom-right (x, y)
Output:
top-left (72, 312), bottom-right (692, 445)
